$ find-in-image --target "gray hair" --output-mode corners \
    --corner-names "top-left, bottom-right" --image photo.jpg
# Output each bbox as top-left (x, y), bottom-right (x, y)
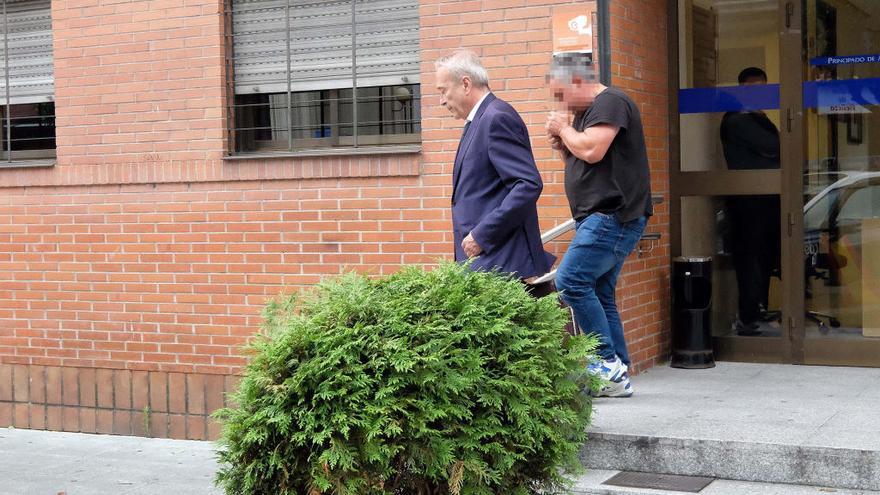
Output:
top-left (548, 52), bottom-right (599, 83)
top-left (435, 50), bottom-right (490, 88)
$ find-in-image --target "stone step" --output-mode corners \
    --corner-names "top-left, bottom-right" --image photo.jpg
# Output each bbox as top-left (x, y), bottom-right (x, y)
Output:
top-left (570, 469), bottom-right (880, 495)
top-left (580, 432), bottom-right (880, 492)
top-left (581, 362), bottom-right (880, 493)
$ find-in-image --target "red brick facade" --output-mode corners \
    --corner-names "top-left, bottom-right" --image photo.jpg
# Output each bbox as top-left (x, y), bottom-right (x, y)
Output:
top-left (0, 0), bottom-right (670, 439)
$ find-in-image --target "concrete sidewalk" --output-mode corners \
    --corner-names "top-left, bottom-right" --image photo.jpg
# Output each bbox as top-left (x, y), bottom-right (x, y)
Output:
top-left (4, 362), bottom-right (879, 494)
top-left (589, 361), bottom-right (880, 450)
top-left (0, 428), bottom-right (219, 495)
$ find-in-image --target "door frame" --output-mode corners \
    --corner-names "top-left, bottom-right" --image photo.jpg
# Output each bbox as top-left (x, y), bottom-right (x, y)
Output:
top-left (671, 0), bottom-right (880, 367)
top-left (796, 0), bottom-right (880, 367)
top-left (668, 0), bottom-right (803, 364)
top-left (780, 0), bottom-right (806, 365)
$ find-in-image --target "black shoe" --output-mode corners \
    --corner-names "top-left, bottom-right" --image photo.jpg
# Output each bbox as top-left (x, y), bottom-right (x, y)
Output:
top-left (735, 320), bottom-right (762, 336)
top-left (759, 307), bottom-right (780, 322)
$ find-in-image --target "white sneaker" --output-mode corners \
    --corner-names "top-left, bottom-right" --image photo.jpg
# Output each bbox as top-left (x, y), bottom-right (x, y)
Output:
top-left (588, 356), bottom-right (633, 398)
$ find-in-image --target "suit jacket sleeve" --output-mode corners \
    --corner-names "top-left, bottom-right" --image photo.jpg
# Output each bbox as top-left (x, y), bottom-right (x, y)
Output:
top-left (470, 109), bottom-right (543, 253)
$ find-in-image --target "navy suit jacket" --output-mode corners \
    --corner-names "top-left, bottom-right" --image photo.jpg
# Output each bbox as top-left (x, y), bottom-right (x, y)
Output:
top-left (451, 93), bottom-right (554, 279)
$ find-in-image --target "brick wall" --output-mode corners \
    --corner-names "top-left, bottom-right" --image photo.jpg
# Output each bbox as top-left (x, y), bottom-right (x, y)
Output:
top-left (421, 0), bottom-right (672, 370)
top-left (0, 363), bottom-right (235, 440)
top-left (0, 0), bottom-right (670, 439)
top-left (606, 0), bottom-right (671, 369)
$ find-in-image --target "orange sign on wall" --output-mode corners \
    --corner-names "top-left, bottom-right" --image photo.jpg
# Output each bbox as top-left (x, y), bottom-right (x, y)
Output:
top-left (552, 2), bottom-right (597, 56)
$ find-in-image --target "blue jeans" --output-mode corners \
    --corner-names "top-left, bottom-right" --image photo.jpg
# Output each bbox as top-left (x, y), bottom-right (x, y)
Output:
top-left (556, 213), bottom-right (648, 366)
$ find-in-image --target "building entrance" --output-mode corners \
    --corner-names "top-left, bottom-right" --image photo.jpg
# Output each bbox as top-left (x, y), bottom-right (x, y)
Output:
top-left (672, 0), bottom-right (880, 366)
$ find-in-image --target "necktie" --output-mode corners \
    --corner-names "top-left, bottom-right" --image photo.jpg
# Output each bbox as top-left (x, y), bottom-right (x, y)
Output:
top-left (454, 121), bottom-right (472, 162)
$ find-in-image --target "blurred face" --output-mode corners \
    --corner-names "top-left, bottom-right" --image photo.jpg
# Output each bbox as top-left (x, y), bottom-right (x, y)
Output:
top-left (436, 66), bottom-right (472, 120)
top-left (549, 77), bottom-right (600, 112)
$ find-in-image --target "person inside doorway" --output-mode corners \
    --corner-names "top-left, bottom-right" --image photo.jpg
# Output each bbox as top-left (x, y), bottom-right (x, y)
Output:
top-left (720, 67), bottom-right (782, 336)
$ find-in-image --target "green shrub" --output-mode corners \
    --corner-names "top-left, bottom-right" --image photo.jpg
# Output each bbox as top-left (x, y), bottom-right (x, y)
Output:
top-left (215, 261), bottom-right (599, 495)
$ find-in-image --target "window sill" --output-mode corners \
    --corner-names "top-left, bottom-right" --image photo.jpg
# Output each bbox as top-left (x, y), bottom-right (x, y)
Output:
top-left (223, 144), bottom-right (421, 161)
top-left (0, 159), bottom-right (56, 169)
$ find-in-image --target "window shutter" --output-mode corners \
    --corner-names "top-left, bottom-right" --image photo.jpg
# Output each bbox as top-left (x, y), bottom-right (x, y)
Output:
top-left (0, 0), bottom-right (54, 105)
top-left (353, 0), bottom-right (420, 87)
top-left (232, 0), bottom-right (419, 94)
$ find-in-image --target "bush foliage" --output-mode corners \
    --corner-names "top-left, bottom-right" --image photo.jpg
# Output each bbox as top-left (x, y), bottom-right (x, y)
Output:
top-left (215, 262), bottom-right (599, 495)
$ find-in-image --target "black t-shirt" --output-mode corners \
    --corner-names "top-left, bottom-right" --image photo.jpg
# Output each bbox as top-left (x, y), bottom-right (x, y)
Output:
top-left (564, 87), bottom-right (652, 223)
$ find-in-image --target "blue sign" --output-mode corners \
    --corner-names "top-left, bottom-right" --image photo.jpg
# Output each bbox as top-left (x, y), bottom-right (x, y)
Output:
top-left (810, 54), bottom-right (880, 66)
top-left (679, 79), bottom-right (880, 114)
top-left (803, 78), bottom-right (880, 110)
top-left (678, 84), bottom-right (779, 114)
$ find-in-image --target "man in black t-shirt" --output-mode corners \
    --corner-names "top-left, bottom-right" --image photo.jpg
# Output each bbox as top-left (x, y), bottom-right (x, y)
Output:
top-left (545, 54), bottom-right (652, 397)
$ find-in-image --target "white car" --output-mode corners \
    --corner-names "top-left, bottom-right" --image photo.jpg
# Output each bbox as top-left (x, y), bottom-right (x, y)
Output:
top-left (803, 171), bottom-right (880, 332)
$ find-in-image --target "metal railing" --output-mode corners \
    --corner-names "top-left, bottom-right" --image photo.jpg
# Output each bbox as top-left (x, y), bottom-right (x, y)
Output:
top-left (528, 196), bottom-right (665, 286)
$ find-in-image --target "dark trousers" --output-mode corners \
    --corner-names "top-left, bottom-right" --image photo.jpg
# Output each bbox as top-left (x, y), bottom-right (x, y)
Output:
top-left (727, 196), bottom-right (781, 324)
top-left (525, 280), bottom-right (555, 298)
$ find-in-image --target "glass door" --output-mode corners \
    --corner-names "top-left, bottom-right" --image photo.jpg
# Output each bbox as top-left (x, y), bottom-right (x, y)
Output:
top-left (799, 0), bottom-right (880, 366)
top-left (673, 0), bottom-right (798, 363)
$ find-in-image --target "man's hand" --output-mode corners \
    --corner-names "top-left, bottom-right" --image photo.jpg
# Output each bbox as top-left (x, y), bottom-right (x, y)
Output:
top-left (461, 232), bottom-right (483, 258)
top-left (547, 132), bottom-right (563, 150)
top-left (546, 110), bottom-right (571, 137)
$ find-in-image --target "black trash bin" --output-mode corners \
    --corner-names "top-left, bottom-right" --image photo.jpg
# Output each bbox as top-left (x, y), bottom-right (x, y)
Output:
top-left (671, 256), bottom-right (715, 369)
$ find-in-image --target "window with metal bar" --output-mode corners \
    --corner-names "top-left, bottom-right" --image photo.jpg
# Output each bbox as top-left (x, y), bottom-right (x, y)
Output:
top-left (0, 0), bottom-right (55, 164)
top-left (228, 0), bottom-right (420, 155)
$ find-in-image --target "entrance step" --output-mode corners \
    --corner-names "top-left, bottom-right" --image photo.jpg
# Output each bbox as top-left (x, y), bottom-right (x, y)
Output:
top-left (570, 469), bottom-right (880, 495)
top-left (581, 433), bottom-right (880, 491)
top-left (580, 362), bottom-right (880, 492)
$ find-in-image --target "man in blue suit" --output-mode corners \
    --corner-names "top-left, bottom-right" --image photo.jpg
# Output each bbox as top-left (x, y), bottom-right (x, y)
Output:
top-left (434, 51), bottom-right (553, 283)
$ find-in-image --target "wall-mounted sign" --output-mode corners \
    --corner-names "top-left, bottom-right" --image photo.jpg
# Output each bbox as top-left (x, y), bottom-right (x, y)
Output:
top-left (552, 2), bottom-right (597, 57)
top-left (806, 78), bottom-right (880, 115)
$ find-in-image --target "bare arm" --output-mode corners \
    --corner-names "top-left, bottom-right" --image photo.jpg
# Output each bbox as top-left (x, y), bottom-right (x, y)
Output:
top-left (558, 124), bottom-right (619, 163)
top-left (546, 111), bottom-right (619, 164)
